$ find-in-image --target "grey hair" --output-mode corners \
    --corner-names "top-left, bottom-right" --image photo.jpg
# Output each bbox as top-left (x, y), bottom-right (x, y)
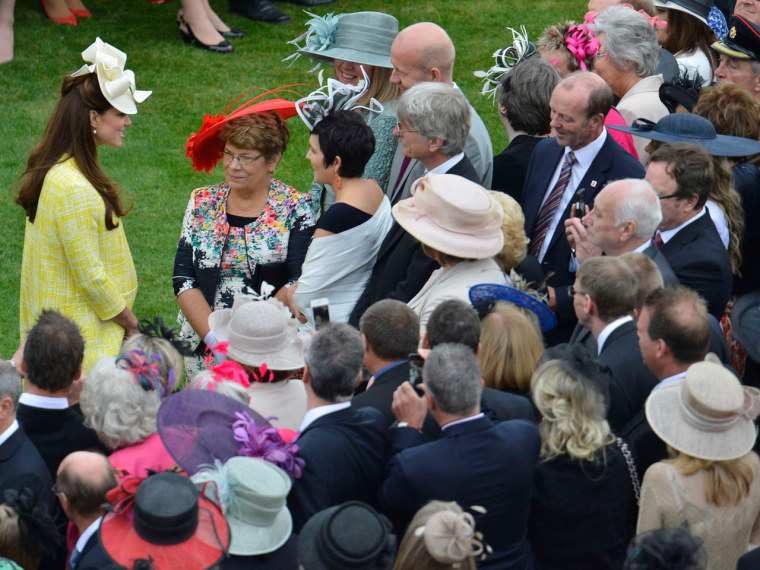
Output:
top-left (750, 60), bottom-right (760, 77)
top-left (304, 323), bottom-right (364, 402)
top-left (613, 178), bottom-right (662, 237)
top-left (190, 371), bottom-right (250, 405)
top-left (397, 82), bottom-right (471, 156)
top-left (499, 57), bottom-right (560, 136)
top-left (0, 362), bottom-right (21, 411)
top-left (422, 343), bottom-right (482, 416)
top-left (80, 356), bottom-right (161, 450)
top-left (591, 5), bottom-right (660, 77)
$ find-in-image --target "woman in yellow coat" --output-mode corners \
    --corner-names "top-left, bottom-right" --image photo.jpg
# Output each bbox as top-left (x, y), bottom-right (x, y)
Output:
top-left (16, 38), bottom-right (150, 372)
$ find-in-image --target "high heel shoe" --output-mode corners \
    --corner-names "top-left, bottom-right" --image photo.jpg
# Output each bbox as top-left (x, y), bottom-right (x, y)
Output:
top-left (177, 13), bottom-right (233, 54)
top-left (218, 27), bottom-right (244, 38)
top-left (40, 0), bottom-right (77, 25)
top-left (69, 7), bottom-right (92, 17)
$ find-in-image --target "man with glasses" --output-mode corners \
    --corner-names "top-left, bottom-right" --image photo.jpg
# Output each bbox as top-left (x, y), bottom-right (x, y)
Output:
top-left (713, 14), bottom-right (760, 100)
top-left (645, 142), bottom-right (732, 318)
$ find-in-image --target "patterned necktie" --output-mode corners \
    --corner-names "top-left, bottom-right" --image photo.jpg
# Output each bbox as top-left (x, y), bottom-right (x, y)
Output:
top-left (70, 548), bottom-right (82, 570)
top-left (529, 151), bottom-right (577, 257)
top-left (653, 232), bottom-right (664, 249)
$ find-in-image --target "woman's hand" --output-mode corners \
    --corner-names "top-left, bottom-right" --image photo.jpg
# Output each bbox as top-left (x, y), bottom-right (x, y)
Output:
top-left (113, 307), bottom-right (139, 337)
top-left (282, 282), bottom-right (307, 323)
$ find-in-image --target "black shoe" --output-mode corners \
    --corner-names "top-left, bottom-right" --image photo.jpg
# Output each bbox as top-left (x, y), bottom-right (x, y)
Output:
top-left (277, 0), bottom-right (334, 5)
top-left (229, 0), bottom-right (291, 24)
top-left (219, 27), bottom-right (245, 38)
top-left (178, 13), bottom-right (234, 54)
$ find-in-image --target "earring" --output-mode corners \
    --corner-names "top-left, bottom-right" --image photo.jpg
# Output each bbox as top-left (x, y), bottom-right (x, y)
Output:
top-left (499, 106), bottom-right (508, 115)
top-left (93, 128), bottom-right (97, 135)
top-left (333, 172), bottom-right (342, 190)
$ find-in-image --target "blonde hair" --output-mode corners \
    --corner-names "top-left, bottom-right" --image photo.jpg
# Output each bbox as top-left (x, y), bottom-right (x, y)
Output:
top-left (394, 501), bottom-right (477, 570)
top-left (490, 192), bottom-right (528, 271)
top-left (478, 303), bottom-right (543, 393)
top-left (669, 448), bottom-right (758, 506)
top-left (710, 157), bottom-right (744, 275)
top-left (0, 505), bottom-right (39, 570)
top-left (190, 371), bottom-right (250, 405)
top-left (121, 334), bottom-right (184, 392)
top-left (363, 66), bottom-right (401, 104)
top-left (531, 359), bottom-right (614, 461)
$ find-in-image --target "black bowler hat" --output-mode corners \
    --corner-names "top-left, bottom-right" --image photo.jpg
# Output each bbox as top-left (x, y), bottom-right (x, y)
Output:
top-left (712, 15), bottom-right (760, 60)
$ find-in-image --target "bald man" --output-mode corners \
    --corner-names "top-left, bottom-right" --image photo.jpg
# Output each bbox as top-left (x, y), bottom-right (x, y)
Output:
top-left (57, 451), bottom-right (117, 569)
top-left (386, 22), bottom-right (493, 203)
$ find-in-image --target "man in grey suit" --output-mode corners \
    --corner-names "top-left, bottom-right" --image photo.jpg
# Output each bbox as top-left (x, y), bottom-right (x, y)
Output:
top-left (565, 177), bottom-right (678, 285)
top-left (386, 21), bottom-right (493, 204)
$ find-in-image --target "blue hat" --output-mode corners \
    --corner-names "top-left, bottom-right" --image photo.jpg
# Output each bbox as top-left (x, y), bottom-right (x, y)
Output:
top-left (469, 283), bottom-right (557, 332)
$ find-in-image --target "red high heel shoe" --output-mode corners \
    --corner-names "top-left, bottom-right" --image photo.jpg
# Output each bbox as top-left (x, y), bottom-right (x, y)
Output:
top-left (69, 7), bottom-right (92, 17)
top-left (40, 0), bottom-right (77, 24)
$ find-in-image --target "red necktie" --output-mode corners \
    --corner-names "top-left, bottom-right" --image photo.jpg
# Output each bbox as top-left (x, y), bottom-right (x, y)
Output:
top-left (653, 233), bottom-right (664, 249)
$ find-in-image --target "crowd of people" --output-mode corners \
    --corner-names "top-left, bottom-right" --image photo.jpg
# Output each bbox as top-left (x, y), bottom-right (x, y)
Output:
top-left (5, 0), bottom-right (760, 567)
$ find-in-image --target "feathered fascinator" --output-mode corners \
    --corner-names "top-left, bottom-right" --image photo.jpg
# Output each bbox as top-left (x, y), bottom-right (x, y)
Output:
top-left (414, 509), bottom-right (492, 566)
top-left (232, 412), bottom-right (304, 480)
top-left (3, 482), bottom-right (62, 559)
top-left (283, 11), bottom-right (342, 71)
top-left (296, 67), bottom-right (383, 131)
top-left (562, 24), bottom-right (600, 70)
top-left (474, 26), bottom-right (538, 101)
top-left (116, 349), bottom-right (176, 398)
top-left (185, 87), bottom-right (303, 174)
top-left (138, 317), bottom-right (194, 357)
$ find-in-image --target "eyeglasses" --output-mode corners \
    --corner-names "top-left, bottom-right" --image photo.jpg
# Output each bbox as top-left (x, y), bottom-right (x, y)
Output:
top-left (658, 193), bottom-right (681, 200)
top-left (222, 150), bottom-right (263, 167)
top-left (395, 120), bottom-right (418, 135)
top-left (595, 51), bottom-right (610, 60)
top-left (570, 285), bottom-right (586, 297)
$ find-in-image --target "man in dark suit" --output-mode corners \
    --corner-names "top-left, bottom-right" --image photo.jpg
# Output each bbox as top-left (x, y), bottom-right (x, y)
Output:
top-left (379, 343), bottom-right (540, 569)
top-left (623, 285), bottom-right (712, 479)
top-left (521, 72), bottom-right (644, 343)
top-left (288, 323), bottom-right (389, 532)
top-left (16, 311), bottom-right (107, 479)
top-left (573, 257), bottom-right (658, 432)
top-left (56, 451), bottom-right (117, 570)
top-left (646, 143), bottom-right (733, 319)
top-left (349, 82), bottom-right (480, 326)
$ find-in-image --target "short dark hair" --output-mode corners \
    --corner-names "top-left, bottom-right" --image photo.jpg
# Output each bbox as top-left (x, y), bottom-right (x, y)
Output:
top-left (24, 310), bottom-right (84, 392)
top-left (311, 110), bottom-right (375, 178)
top-left (644, 285), bottom-right (710, 365)
top-left (304, 323), bottom-right (364, 401)
top-left (585, 80), bottom-right (614, 120)
top-left (56, 454), bottom-right (117, 518)
top-left (649, 143), bottom-right (713, 209)
top-left (426, 300), bottom-right (480, 352)
top-left (577, 257), bottom-right (637, 322)
top-left (500, 57), bottom-right (559, 136)
top-left (359, 300), bottom-right (420, 361)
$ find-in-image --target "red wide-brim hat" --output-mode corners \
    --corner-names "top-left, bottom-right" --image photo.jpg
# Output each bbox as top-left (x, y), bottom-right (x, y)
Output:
top-left (185, 87), bottom-right (305, 174)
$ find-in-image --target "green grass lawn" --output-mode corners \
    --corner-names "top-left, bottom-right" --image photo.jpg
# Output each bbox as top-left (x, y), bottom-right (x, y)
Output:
top-left (0, 0), bottom-right (581, 356)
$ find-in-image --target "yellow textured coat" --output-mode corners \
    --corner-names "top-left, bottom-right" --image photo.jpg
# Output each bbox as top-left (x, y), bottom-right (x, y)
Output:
top-left (19, 157), bottom-right (137, 372)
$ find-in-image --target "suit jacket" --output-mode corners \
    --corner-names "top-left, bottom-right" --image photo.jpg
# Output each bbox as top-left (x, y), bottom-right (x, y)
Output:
top-left (379, 417), bottom-right (540, 569)
top-left (658, 211), bottom-right (733, 319)
top-left (348, 156), bottom-right (478, 327)
top-left (288, 406), bottom-right (389, 532)
top-left (522, 135), bottom-right (645, 340)
top-left (0, 425), bottom-right (55, 503)
top-left (387, 101), bottom-right (493, 204)
top-left (17, 403), bottom-right (107, 479)
top-left (351, 361), bottom-right (535, 439)
top-left (597, 320), bottom-right (659, 433)
top-left (621, 405), bottom-right (667, 482)
top-left (641, 242), bottom-right (679, 286)
top-left (492, 135), bottom-right (544, 203)
top-left (76, 530), bottom-right (113, 570)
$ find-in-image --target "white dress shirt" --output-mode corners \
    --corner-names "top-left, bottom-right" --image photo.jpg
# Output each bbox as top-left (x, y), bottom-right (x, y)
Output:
top-left (299, 401), bottom-right (351, 432)
top-left (597, 315), bottom-right (634, 355)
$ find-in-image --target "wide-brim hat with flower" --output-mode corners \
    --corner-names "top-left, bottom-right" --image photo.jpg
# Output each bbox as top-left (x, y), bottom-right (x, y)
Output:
top-left (392, 173), bottom-right (504, 260)
top-left (286, 11), bottom-right (398, 69)
top-left (70, 37), bottom-right (151, 115)
top-left (185, 87), bottom-right (301, 174)
top-left (469, 283), bottom-right (557, 332)
top-left (209, 296), bottom-right (304, 370)
top-left (99, 472), bottom-right (230, 570)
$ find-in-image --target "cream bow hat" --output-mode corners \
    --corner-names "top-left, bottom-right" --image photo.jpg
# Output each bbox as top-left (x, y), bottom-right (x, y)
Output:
top-left (71, 37), bottom-right (151, 114)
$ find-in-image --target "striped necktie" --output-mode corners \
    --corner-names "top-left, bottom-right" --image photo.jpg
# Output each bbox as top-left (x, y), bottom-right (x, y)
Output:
top-left (653, 232), bottom-right (664, 249)
top-left (529, 151), bottom-right (577, 257)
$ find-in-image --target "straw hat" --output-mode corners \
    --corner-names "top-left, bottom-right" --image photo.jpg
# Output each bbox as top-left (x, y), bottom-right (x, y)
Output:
top-left (392, 174), bottom-right (504, 260)
top-left (291, 12), bottom-right (398, 69)
top-left (193, 457), bottom-right (293, 556)
top-left (209, 296), bottom-right (304, 370)
top-left (645, 357), bottom-right (760, 460)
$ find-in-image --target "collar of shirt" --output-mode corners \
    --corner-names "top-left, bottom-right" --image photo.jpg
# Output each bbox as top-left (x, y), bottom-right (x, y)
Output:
top-left (657, 207), bottom-right (706, 245)
top-left (597, 315), bottom-right (634, 355)
top-left (374, 360), bottom-right (407, 382)
top-left (0, 420), bottom-right (19, 448)
top-left (441, 412), bottom-right (485, 432)
top-left (75, 517), bottom-right (103, 555)
top-left (425, 152), bottom-right (466, 176)
top-left (633, 239), bottom-right (652, 253)
top-left (656, 371), bottom-right (687, 389)
top-left (537, 129), bottom-right (608, 262)
top-left (19, 392), bottom-right (69, 410)
top-left (299, 401), bottom-right (351, 432)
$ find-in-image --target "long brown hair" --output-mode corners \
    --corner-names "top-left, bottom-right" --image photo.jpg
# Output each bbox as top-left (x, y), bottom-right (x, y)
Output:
top-left (660, 9), bottom-right (718, 73)
top-left (15, 72), bottom-right (129, 230)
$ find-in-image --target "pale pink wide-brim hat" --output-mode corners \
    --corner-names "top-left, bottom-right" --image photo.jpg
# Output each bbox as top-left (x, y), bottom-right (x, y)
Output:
top-left (391, 173), bottom-right (504, 260)
top-left (645, 357), bottom-right (760, 461)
